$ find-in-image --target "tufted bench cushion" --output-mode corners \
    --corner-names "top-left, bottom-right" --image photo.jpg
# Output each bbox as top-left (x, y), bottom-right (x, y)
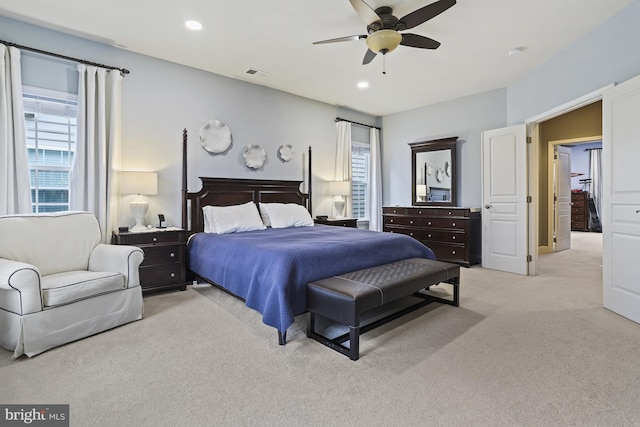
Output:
top-left (306, 257), bottom-right (460, 360)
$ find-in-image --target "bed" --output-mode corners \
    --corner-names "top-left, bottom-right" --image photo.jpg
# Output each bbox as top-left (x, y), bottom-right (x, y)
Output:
top-left (180, 129), bottom-right (436, 344)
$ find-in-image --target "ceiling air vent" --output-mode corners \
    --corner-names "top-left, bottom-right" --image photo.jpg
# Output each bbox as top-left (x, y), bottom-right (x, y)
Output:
top-left (244, 68), bottom-right (268, 77)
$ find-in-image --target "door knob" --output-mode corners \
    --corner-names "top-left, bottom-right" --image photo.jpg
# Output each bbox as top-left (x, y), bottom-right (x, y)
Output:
top-left (484, 204), bottom-right (492, 209)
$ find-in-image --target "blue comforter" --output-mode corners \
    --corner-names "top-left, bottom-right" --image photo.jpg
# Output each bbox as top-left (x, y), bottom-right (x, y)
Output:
top-left (188, 224), bottom-right (435, 334)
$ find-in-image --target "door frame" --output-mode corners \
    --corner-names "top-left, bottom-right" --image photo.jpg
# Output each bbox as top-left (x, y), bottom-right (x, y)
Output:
top-left (546, 136), bottom-right (602, 253)
top-left (524, 84), bottom-right (613, 275)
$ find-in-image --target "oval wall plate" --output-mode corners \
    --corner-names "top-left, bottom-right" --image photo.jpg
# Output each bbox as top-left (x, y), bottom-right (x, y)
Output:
top-left (199, 119), bottom-right (232, 154)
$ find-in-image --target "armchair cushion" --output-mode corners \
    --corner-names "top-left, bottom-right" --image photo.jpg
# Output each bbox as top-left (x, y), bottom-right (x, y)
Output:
top-left (41, 270), bottom-right (124, 307)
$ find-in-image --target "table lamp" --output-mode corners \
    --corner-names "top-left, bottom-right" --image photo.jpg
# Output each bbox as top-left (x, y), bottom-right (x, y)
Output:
top-left (120, 171), bottom-right (158, 231)
top-left (328, 180), bottom-right (351, 219)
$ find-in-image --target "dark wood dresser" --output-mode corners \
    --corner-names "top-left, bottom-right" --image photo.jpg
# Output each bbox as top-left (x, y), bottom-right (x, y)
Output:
top-left (382, 206), bottom-right (481, 267)
top-left (571, 191), bottom-right (589, 231)
top-left (112, 228), bottom-right (187, 293)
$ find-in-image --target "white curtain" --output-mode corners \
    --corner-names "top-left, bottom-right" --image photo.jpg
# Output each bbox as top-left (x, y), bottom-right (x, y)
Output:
top-left (0, 44), bottom-right (32, 215)
top-left (369, 127), bottom-right (382, 231)
top-left (70, 65), bottom-right (122, 242)
top-left (589, 148), bottom-right (602, 220)
top-left (335, 121), bottom-right (352, 218)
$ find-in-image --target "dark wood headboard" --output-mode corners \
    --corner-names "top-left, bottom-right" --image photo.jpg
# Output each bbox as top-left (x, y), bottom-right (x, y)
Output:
top-left (180, 129), bottom-right (312, 233)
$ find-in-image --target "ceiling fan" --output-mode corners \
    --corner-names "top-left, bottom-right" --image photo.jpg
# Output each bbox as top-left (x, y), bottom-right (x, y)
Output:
top-left (313, 0), bottom-right (456, 66)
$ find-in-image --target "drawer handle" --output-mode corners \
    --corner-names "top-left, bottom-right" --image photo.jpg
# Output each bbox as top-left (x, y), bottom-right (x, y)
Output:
top-left (428, 234), bottom-right (432, 238)
top-left (452, 250), bottom-right (456, 255)
top-left (427, 221), bottom-right (432, 226)
top-left (390, 219), bottom-right (394, 223)
top-left (153, 237), bottom-right (157, 242)
top-left (170, 272), bottom-right (176, 278)
top-left (170, 252), bottom-right (175, 258)
top-left (452, 236), bottom-right (456, 240)
top-left (410, 220), bottom-right (413, 224)
top-left (448, 211), bottom-right (452, 215)
top-left (452, 222), bottom-right (456, 226)
top-left (418, 210), bottom-right (422, 214)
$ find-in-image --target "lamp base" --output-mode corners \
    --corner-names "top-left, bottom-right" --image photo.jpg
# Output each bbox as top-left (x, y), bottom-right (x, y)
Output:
top-left (333, 198), bottom-right (345, 219)
top-left (130, 196), bottom-right (149, 232)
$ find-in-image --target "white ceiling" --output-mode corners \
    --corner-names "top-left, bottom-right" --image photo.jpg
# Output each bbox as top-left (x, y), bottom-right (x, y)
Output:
top-left (0, 0), bottom-right (634, 116)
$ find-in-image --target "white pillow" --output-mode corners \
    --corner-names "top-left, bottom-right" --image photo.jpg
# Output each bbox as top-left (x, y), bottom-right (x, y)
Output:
top-left (202, 202), bottom-right (266, 234)
top-left (260, 203), bottom-right (314, 228)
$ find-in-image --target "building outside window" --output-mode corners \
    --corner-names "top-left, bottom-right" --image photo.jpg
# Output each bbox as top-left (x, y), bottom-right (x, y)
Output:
top-left (23, 86), bottom-right (77, 213)
top-left (351, 141), bottom-right (370, 221)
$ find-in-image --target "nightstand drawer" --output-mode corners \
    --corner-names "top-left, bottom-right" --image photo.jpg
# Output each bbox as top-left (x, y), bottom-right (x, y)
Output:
top-left (141, 244), bottom-right (184, 267)
top-left (140, 264), bottom-right (184, 287)
top-left (119, 231), bottom-right (185, 245)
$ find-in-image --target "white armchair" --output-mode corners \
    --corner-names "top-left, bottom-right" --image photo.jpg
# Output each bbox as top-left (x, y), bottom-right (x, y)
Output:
top-left (0, 211), bottom-right (144, 358)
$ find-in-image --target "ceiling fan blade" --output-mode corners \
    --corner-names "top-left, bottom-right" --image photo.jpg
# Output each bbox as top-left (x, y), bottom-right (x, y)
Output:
top-left (398, 0), bottom-right (456, 30)
top-left (362, 49), bottom-right (377, 65)
top-left (313, 35), bottom-right (367, 45)
top-left (400, 33), bottom-right (441, 49)
top-left (349, 0), bottom-right (381, 25)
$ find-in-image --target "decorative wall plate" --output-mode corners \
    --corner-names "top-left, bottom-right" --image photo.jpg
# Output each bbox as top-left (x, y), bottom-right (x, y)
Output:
top-left (199, 119), bottom-right (232, 154)
top-left (278, 144), bottom-right (295, 162)
top-left (243, 144), bottom-right (266, 169)
top-left (436, 168), bottom-right (445, 183)
top-left (445, 161), bottom-right (451, 177)
top-left (426, 163), bottom-right (434, 176)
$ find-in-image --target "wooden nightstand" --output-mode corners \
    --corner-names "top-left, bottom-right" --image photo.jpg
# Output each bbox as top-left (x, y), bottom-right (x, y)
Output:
top-left (314, 217), bottom-right (358, 228)
top-left (112, 228), bottom-right (187, 294)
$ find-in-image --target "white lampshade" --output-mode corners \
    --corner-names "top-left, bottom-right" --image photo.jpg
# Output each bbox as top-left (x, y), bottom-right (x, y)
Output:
top-left (328, 180), bottom-right (351, 196)
top-left (120, 171), bottom-right (158, 196)
top-left (120, 171), bottom-right (158, 231)
top-left (366, 29), bottom-right (402, 54)
top-left (416, 184), bottom-right (427, 197)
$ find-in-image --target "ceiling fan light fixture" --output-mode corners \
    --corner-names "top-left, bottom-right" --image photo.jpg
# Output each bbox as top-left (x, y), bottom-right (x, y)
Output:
top-left (365, 29), bottom-right (402, 54)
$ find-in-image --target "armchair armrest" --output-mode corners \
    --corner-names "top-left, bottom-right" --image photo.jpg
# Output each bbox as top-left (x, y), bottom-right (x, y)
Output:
top-left (0, 258), bottom-right (43, 315)
top-left (88, 244), bottom-right (144, 288)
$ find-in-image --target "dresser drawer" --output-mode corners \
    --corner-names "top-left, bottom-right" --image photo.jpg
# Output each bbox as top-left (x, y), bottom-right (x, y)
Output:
top-left (426, 243), bottom-right (466, 263)
top-left (141, 244), bottom-right (184, 267)
top-left (384, 215), bottom-right (421, 227)
top-left (423, 217), bottom-right (466, 230)
top-left (383, 207), bottom-right (408, 215)
top-left (435, 208), bottom-right (467, 217)
top-left (384, 226), bottom-right (425, 240)
top-left (422, 229), bottom-right (466, 244)
top-left (140, 263), bottom-right (184, 287)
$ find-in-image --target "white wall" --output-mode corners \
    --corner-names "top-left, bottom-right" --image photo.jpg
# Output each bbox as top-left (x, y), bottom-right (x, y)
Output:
top-left (381, 89), bottom-right (507, 208)
top-left (1, 16), bottom-right (378, 229)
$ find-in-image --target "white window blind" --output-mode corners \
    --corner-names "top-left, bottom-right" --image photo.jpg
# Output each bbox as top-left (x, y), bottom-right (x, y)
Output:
top-left (23, 86), bottom-right (77, 213)
top-left (351, 141), bottom-right (370, 220)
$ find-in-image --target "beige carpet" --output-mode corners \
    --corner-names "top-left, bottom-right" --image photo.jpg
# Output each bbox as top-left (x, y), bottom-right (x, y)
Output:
top-left (3, 232), bottom-right (640, 426)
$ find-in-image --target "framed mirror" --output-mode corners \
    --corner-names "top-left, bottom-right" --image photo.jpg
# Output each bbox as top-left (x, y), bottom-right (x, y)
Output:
top-left (410, 137), bottom-right (457, 206)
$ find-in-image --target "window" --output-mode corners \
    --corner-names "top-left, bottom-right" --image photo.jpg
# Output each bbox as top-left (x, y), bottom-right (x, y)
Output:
top-left (23, 87), bottom-right (77, 213)
top-left (351, 141), bottom-right (370, 220)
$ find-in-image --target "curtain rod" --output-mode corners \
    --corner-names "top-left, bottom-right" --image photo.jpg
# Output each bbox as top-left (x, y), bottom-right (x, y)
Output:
top-left (584, 147), bottom-right (602, 151)
top-left (1, 39), bottom-right (130, 75)
top-left (335, 117), bottom-right (381, 130)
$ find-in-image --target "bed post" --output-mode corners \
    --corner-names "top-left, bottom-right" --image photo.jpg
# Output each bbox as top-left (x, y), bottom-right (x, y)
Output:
top-left (308, 145), bottom-right (312, 215)
top-left (182, 128), bottom-right (188, 230)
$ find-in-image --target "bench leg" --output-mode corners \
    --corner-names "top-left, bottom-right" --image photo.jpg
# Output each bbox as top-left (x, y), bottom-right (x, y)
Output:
top-left (349, 326), bottom-right (360, 361)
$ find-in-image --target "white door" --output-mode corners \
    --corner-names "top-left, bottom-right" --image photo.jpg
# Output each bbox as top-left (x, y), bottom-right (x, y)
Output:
top-left (602, 74), bottom-right (640, 323)
top-left (481, 124), bottom-right (528, 275)
top-left (554, 146), bottom-right (572, 251)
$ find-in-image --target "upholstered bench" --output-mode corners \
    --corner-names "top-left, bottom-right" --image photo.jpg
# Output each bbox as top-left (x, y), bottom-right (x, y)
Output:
top-left (306, 257), bottom-right (460, 360)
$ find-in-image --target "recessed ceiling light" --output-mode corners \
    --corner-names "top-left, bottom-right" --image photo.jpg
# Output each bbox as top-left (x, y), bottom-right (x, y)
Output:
top-left (185, 20), bottom-right (203, 31)
top-left (357, 81), bottom-right (369, 89)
